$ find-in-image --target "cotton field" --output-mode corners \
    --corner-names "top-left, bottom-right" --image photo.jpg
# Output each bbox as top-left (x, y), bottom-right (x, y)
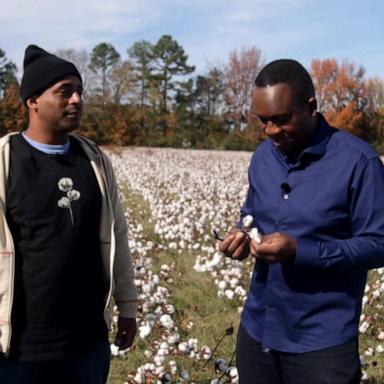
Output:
top-left (107, 147), bottom-right (384, 383)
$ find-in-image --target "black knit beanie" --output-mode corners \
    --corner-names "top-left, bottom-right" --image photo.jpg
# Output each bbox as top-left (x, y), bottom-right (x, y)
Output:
top-left (20, 44), bottom-right (82, 104)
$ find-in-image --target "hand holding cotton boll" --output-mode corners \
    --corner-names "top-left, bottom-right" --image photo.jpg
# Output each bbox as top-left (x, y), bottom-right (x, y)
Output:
top-left (217, 215), bottom-right (262, 261)
top-left (250, 231), bottom-right (297, 264)
top-left (241, 215), bottom-right (263, 244)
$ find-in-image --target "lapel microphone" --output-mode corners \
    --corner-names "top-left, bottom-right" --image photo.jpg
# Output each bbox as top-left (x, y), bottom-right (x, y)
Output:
top-left (280, 182), bottom-right (292, 199)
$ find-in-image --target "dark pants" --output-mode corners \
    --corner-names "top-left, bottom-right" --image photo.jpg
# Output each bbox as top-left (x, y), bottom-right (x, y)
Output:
top-left (0, 340), bottom-right (111, 384)
top-left (236, 325), bottom-right (361, 384)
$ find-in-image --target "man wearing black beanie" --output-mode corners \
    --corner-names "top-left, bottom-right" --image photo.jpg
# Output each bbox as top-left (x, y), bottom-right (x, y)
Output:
top-left (0, 45), bottom-right (138, 384)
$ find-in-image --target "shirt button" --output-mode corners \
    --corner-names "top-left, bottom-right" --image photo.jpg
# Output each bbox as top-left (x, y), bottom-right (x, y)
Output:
top-left (283, 194), bottom-right (289, 200)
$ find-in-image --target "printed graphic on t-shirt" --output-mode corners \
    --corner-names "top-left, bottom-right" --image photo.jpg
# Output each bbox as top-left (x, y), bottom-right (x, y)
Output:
top-left (57, 177), bottom-right (81, 226)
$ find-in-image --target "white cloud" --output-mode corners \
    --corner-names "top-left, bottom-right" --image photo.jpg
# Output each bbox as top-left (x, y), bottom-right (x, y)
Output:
top-left (0, 0), bottom-right (382, 79)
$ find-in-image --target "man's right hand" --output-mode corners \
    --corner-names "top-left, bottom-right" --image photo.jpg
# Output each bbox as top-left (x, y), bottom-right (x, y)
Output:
top-left (218, 228), bottom-right (250, 260)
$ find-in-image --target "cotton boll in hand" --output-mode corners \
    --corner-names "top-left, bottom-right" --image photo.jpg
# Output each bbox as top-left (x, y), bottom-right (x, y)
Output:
top-left (242, 215), bottom-right (253, 229)
top-left (249, 227), bottom-right (262, 244)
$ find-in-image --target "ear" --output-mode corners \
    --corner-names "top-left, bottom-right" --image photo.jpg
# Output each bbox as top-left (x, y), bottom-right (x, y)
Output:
top-left (308, 97), bottom-right (317, 117)
top-left (26, 95), bottom-right (39, 111)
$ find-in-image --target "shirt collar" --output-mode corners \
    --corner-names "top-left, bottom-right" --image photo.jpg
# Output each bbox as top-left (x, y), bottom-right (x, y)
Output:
top-left (301, 113), bottom-right (336, 158)
top-left (271, 113), bottom-right (337, 166)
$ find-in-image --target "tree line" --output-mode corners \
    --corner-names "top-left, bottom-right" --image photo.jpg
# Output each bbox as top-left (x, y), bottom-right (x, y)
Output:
top-left (0, 35), bottom-right (383, 151)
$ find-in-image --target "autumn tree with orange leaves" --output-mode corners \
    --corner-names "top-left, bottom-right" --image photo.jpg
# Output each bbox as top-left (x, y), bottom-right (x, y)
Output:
top-left (310, 58), bottom-right (372, 138)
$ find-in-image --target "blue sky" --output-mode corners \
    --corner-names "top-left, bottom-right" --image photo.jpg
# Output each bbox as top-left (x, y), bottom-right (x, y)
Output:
top-left (1, 0), bottom-right (383, 79)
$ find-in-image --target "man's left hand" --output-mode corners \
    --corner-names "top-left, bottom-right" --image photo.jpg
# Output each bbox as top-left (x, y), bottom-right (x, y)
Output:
top-left (114, 317), bottom-right (137, 350)
top-left (250, 232), bottom-right (296, 264)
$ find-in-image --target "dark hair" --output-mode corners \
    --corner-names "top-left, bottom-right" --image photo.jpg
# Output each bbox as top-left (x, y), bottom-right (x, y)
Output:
top-left (255, 59), bottom-right (315, 103)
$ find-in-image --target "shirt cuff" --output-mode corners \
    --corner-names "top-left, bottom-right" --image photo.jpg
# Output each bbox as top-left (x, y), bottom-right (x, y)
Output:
top-left (116, 301), bottom-right (138, 319)
top-left (295, 239), bottom-right (321, 270)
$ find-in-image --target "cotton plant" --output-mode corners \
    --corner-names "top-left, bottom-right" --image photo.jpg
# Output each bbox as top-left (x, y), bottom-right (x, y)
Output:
top-left (57, 177), bottom-right (81, 225)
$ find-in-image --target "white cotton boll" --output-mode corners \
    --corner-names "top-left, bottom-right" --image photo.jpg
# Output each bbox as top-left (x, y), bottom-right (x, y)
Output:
top-left (218, 290), bottom-right (225, 298)
top-left (159, 341), bottom-right (169, 350)
top-left (186, 321), bottom-right (194, 330)
top-left (161, 264), bottom-right (170, 272)
top-left (377, 268), bottom-right (384, 275)
top-left (226, 366), bottom-right (239, 381)
top-left (359, 321), bottom-right (370, 334)
top-left (178, 342), bottom-right (189, 353)
top-left (155, 366), bottom-right (165, 375)
top-left (376, 344), bottom-right (384, 354)
top-left (364, 347), bottom-right (374, 356)
top-left (160, 314), bottom-right (174, 329)
top-left (224, 289), bottom-right (234, 300)
top-left (218, 281), bottom-right (227, 290)
top-left (142, 284), bottom-right (152, 294)
top-left (153, 354), bottom-right (165, 366)
top-left (365, 285), bottom-right (370, 293)
top-left (169, 360), bottom-right (177, 374)
top-left (58, 177), bottom-right (73, 192)
top-left (118, 348), bottom-right (129, 357)
top-left (139, 324), bottom-right (151, 339)
top-left (110, 343), bottom-right (119, 356)
top-left (373, 289), bottom-right (381, 298)
top-left (144, 362), bottom-right (155, 371)
top-left (152, 274), bottom-right (160, 285)
top-left (200, 346), bottom-right (212, 360)
top-left (165, 304), bottom-right (175, 314)
top-left (361, 371), bottom-right (369, 381)
top-left (167, 332), bottom-right (180, 344)
top-left (57, 197), bottom-right (71, 208)
top-left (249, 227), bottom-right (262, 244)
top-left (378, 331), bottom-right (384, 340)
top-left (144, 350), bottom-right (152, 358)
top-left (133, 373), bottom-right (143, 384)
top-left (362, 295), bottom-right (368, 308)
top-left (242, 215), bottom-right (253, 229)
top-left (188, 338), bottom-right (198, 349)
top-left (189, 350), bottom-right (196, 358)
top-left (210, 252), bottom-right (223, 267)
top-left (234, 286), bottom-right (247, 297)
top-left (67, 189), bottom-right (80, 201)
top-left (157, 347), bottom-right (169, 357)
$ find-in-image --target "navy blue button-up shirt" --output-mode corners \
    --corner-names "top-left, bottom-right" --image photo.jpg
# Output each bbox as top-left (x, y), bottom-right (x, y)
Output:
top-left (240, 115), bottom-right (384, 353)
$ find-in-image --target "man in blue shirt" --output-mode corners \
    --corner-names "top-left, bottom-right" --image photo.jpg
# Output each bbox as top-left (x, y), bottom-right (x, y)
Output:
top-left (219, 59), bottom-right (384, 384)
